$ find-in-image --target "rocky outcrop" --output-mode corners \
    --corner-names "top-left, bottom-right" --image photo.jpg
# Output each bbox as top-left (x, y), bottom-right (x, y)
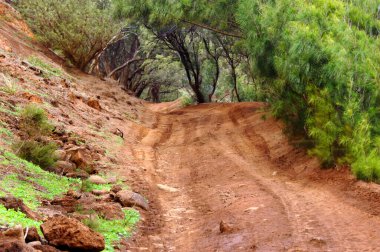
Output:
top-left (41, 215), bottom-right (105, 252)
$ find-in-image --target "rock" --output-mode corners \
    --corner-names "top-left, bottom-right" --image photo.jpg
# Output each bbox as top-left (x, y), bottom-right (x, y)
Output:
top-left (66, 147), bottom-right (93, 171)
top-left (85, 202), bottom-right (125, 220)
top-left (91, 190), bottom-right (108, 196)
top-left (54, 161), bottom-right (75, 174)
top-left (41, 215), bottom-right (105, 251)
top-left (21, 92), bottom-right (43, 103)
top-left (50, 196), bottom-right (78, 213)
top-left (88, 175), bottom-right (107, 185)
top-left (66, 170), bottom-right (90, 179)
top-left (115, 190), bottom-right (149, 210)
top-left (27, 241), bottom-right (42, 247)
top-left (66, 190), bottom-right (81, 199)
top-left (53, 150), bottom-right (66, 161)
top-left (32, 244), bottom-right (63, 252)
top-left (107, 177), bottom-right (117, 184)
top-left (0, 226), bottom-right (34, 252)
top-left (111, 185), bottom-right (123, 193)
top-left (24, 227), bottom-right (41, 243)
top-left (87, 99), bottom-right (101, 111)
top-left (0, 196), bottom-right (41, 220)
top-left (157, 184), bottom-right (179, 193)
top-left (219, 221), bottom-right (233, 234)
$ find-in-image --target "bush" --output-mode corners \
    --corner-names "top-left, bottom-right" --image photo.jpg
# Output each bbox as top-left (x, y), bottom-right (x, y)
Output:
top-left (16, 0), bottom-right (122, 70)
top-left (13, 104), bottom-right (57, 169)
top-left (18, 104), bottom-right (53, 138)
top-left (13, 140), bottom-right (57, 170)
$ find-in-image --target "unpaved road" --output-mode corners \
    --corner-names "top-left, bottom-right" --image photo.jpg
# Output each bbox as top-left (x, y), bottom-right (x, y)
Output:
top-left (128, 102), bottom-right (380, 252)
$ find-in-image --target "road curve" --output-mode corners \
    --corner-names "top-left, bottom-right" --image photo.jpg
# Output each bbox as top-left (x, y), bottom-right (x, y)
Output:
top-left (130, 102), bottom-right (380, 252)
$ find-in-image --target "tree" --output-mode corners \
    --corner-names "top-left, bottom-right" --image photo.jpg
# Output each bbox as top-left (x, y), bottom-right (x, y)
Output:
top-left (16, 0), bottom-right (122, 70)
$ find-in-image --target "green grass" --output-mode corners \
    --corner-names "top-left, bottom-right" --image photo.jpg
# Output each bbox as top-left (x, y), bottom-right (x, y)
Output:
top-left (0, 204), bottom-right (42, 228)
top-left (0, 101), bottom-right (17, 116)
top-left (83, 209), bottom-right (140, 252)
top-left (0, 151), bottom-right (80, 210)
top-left (27, 56), bottom-right (63, 78)
top-left (81, 176), bottom-right (128, 193)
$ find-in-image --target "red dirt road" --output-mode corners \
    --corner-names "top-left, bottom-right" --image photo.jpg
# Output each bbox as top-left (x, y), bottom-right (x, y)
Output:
top-left (128, 102), bottom-right (380, 252)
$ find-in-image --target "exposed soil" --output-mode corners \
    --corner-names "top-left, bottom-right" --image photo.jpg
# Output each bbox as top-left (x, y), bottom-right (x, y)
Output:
top-left (127, 102), bottom-right (380, 252)
top-left (1, 2), bottom-right (380, 251)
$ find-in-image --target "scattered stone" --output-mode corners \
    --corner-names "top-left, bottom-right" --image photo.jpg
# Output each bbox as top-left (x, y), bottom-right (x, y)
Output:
top-left (41, 215), bottom-right (105, 251)
top-left (91, 189), bottom-right (108, 196)
top-left (50, 196), bottom-right (78, 213)
top-left (157, 184), bottom-right (179, 193)
top-left (219, 221), bottom-right (233, 234)
top-left (66, 170), bottom-right (90, 179)
top-left (86, 202), bottom-right (125, 220)
top-left (107, 177), bottom-right (117, 184)
top-left (116, 190), bottom-right (149, 210)
top-left (66, 147), bottom-right (93, 171)
top-left (21, 92), bottom-right (43, 103)
top-left (27, 241), bottom-right (42, 247)
top-left (111, 185), bottom-right (123, 194)
top-left (0, 226), bottom-right (33, 252)
top-left (0, 196), bottom-right (41, 220)
top-left (87, 98), bottom-right (101, 111)
top-left (66, 190), bottom-right (81, 199)
top-left (24, 227), bottom-right (41, 243)
top-left (53, 150), bottom-right (66, 161)
top-left (32, 244), bottom-right (63, 252)
top-left (55, 161), bottom-right (75, 174)
top-left (88, 175), bottom-right (107, 185)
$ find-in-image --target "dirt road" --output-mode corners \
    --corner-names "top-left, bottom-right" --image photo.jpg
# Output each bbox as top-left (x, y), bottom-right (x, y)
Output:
top-left (127, 102), bottom-right (380, 252)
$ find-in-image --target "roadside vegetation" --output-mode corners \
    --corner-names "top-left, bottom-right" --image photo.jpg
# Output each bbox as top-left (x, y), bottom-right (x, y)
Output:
top-left (14, 0), bottom-right (380, 181)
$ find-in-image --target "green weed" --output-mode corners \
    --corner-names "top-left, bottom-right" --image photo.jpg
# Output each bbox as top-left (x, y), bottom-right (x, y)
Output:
top-left (18, 104), bottom-right (53, 137)
top-left (83, 209), bottom-right (140, 252)
top-left (0, 204), bottom-right (42, 228)
top-left (27, 56), bottom-right (63, 78)
top-left (0, 151), bottom-right (79, 209)
top-left (13, 141), bottom-right (57, 170)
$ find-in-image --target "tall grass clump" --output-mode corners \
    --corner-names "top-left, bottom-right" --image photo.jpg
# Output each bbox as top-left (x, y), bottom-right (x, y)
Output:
top-left (13, 104), bottom-right (57, 170)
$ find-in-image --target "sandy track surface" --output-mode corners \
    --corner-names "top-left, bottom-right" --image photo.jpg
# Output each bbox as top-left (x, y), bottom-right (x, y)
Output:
top-left (128, 102), bottom-right (380, 252)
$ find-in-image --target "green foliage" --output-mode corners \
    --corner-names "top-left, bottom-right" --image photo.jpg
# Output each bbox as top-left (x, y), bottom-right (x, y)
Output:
top-left (0, 204), bottom-right (42, 228)
top-left (14, 104), bottom-right (57, 169)
top-left (83, 209), bottom-right (140, 252)
top-left (236, 0), bottom-right (380, 181)
top-left (179, 90), bottom-right (193, 107)
top-left (27, 56), bottom-right (63, 78)
top-left (13, 140), bottom-right (57, 170)
top-left (0, 151), bottom-right (79, 209)
top-left (18, 104), bottom-right (53, 137)
top-left (17, 0), bottom-right (122, 70)
top-left (81, 177), bottom-right (127, 192)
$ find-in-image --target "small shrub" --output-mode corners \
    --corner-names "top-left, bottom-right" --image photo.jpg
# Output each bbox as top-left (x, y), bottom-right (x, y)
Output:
top-left (180, 91), bottom-right (193, 107)
top-left (0, 73), bottom-right (18, 95)
top-left (18, 104), bottom-right (53, 137)
top-left (13, 140), bottom-right (57, 170)
top-left (83, 215), bottom-right (101, 230)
